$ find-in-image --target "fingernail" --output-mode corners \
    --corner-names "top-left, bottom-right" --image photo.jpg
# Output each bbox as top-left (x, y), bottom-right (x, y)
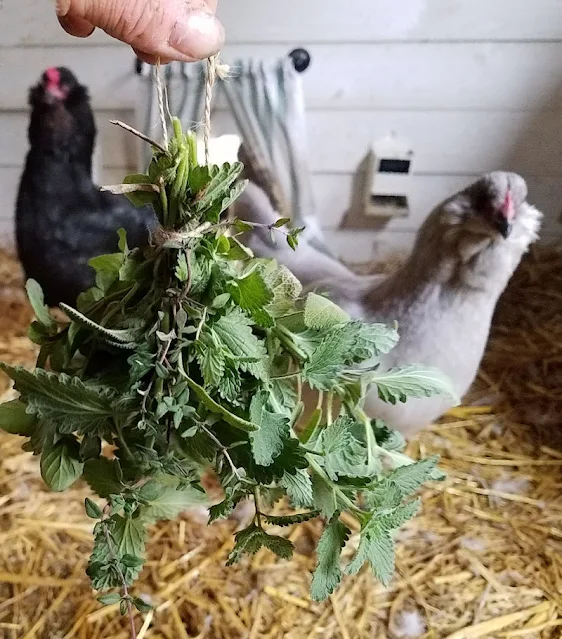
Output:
top-left (170, 11), bottom-right (224, 60)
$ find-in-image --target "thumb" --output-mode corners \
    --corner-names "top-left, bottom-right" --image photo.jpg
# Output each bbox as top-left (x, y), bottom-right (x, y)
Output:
top-left (56, 0), bottom-right (223, 63)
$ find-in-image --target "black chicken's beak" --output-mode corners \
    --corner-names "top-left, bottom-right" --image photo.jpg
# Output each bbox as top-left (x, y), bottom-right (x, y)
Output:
top-left (496, 218), bottom-right (512, 239)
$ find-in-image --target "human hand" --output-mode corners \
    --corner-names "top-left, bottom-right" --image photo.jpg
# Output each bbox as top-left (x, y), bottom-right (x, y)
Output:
top-left (55, 0), bottom-right (223, 64)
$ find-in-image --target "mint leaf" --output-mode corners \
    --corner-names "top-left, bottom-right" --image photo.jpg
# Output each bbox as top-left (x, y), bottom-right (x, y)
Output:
top-left (281, 470), bottom-right (314, 508)
top-left (84, 458), bottom-right (124, 498)
top-left (140, 481), bottom-right (207, 523)
top-left (386, 457), bottom-right (440, 497)
top-left (372, 420), bottom-right (406, 452)
top-left (112, 515), bottom-right (147, 584)
top-left (250, 392), bottom-right (291, 466)
top-left (262, 262), bottom-right (302, 317)
top-left (311, 474), bottom-right (338, 519)
top-left (226, 524), bottom-right (267, 565)
top-left (349, 322), bottom-right (399, 360)
top-left (302, 330), bottom-right (357, 391)
top-left (175, 252), bottom-right (189, 282)
top-left (229, 269), bottom-right (274, 327)
top-left (318, 416), bottom-right (369, 481)
top-left (346, 500), bottom-right (420, 585)
top-left (226, 524), bottom-right (293, 565)
top-left (260, 533), bottom-right (294, 560)
top-left (1, 366), bottom-right (116, 435)
top-left (371, 365), bottom-right (459, 405)
top-left (197, 345), bottom-right (225, 388)
top-left (209, 498), bottom-right (236, 523)
top-left (40, 438), bottom-right (84, 492)
top-left (310, 516), bottom-right (350, 601)
top-left (263, 511), bottom-right (320, 526)
top-left (304, 293), bottom-right (350, 330)
top-left (25, 279), bottom-right (57, 331)
top-left (184, 376), bottom-right (258, 432)
top-left (0, 399), bottom-right (36, 436)
top-left (211, 308), bottom-right (268, 380)
top-left (89, 253), bottom-right (125, 280)
top-left (217, 366), bottom-right (242, 404)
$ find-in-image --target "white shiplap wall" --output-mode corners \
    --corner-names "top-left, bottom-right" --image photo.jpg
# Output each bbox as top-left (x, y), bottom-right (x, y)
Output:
top-left (2, 0), bottom-right (562, 261)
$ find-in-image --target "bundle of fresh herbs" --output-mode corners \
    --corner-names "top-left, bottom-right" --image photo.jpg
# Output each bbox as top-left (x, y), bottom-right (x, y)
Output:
top-left (0, 116), bottom-right (453, 618)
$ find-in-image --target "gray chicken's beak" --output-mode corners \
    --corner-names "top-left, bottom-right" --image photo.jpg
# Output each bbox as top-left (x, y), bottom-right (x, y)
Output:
top-left (496, 218), bottom-right (512, 239)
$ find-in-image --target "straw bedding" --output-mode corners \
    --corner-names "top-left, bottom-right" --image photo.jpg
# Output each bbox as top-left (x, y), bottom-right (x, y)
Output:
top-left (0, 245), bottom-right (561, 639)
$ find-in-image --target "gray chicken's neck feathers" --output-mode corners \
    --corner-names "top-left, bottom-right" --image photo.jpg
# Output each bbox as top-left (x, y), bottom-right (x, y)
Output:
top-left (363, 202), bottom-right (541, 315)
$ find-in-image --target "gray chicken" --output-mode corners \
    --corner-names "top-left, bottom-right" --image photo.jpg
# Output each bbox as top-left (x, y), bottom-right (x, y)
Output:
top-left (236, 172), bottom-right (542, 435)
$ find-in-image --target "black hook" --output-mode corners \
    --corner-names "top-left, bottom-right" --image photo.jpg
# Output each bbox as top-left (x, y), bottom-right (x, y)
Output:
top-left (288, 48), bottom-right (311, 73)
top-left (135, 57), bottom-right (144, 75)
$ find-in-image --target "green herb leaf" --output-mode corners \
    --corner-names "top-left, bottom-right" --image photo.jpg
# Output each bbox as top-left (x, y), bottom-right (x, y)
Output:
top-left (197, 345), bottom-right (225, 388)
top-left (0, 399), bottom-right (36, 436)
top-left (250, 392), bottom-right (291, 466)
top-left (302, 330), bottom-right (357, 391)
top-left (140, 480), bottom-right (207, 523)
top-left (184, 376), bottom-right (258, 432)
top-left (85, 498), bottom-right (103, 519)
top-left (371, 365), bottom-right (459, 405)
top-left (40, 438), bottom-right (84, 492)
top-left (310, 516), bottom-right (350, 601)
top-left (263, 511), bottom-right (320, 527)
top-left (97, 593), bottom-right (121, 606)
top-left (281, 470), bottom-right (314, 508)
top-left (346, 500), bottom-right (420, 585)
top-left (1, 366), bottom-right (116, 435)
top-left (229, 269), bottom-right (273, 327)
top-left (304, 293), bottom-right (350, 330)
top-left (84, 458), bottom-right (124, 499)
top-left (227, 524), bottom-right (294, 565)
top-left (211, 308), bottom-right (268, 381)
top-left (175, 252), bottom-right (189, 282)
top-left (112, 515), bottom-right (147, 584)
top-left (25, 279), bottom-right (57, 331)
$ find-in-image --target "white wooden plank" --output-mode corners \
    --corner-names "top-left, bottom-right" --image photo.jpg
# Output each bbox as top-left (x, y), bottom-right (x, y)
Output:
top-left (311, 174), bottom-right (562, 237)
top-left (5, 107), bottom-right (562, 180)
top-left (4, 0), bottom-right (562, 46)
top-left (220, 0), bottom-right (562, 43)
top-left (307, 110), bottom-right (562, 177)
top-left (3, 43), bottom-right (562, 111)
top-left (210, 109), bottom-right (562, 178)
top-left (0, 110), bottom-right (136, 170)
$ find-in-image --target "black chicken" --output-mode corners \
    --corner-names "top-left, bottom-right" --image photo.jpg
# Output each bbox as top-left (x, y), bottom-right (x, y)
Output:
top-left (15, 67), bottom-right (156, 307)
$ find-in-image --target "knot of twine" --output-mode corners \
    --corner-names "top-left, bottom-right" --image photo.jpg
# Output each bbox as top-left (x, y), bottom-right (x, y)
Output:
top-left (150, 223), bottom-right (212, 248)
top-left (151, 55), bottom-right (230, 248)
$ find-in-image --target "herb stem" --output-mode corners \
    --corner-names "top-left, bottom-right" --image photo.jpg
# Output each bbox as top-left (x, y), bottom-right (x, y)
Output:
top-left (199, 423), bottom-right (241, 480)
top-left (326, 392), bottom-right (333, 426)
top-left (270, 371), bottom-right (300, 381)
top-left (274, 326), bottom-right (307, 362)
top-left (254, 488), bottom-right (263, 528)
top-left (195, 308), bottom-right (208, 342)
top-left (307, 455), bottom-right (363, 517)
top-left (100, 520), bottom-right (137, 639)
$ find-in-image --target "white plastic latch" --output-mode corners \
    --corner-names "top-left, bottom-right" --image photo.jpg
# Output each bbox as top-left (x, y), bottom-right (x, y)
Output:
top-left (363, 133), bottom-right (414, 218)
